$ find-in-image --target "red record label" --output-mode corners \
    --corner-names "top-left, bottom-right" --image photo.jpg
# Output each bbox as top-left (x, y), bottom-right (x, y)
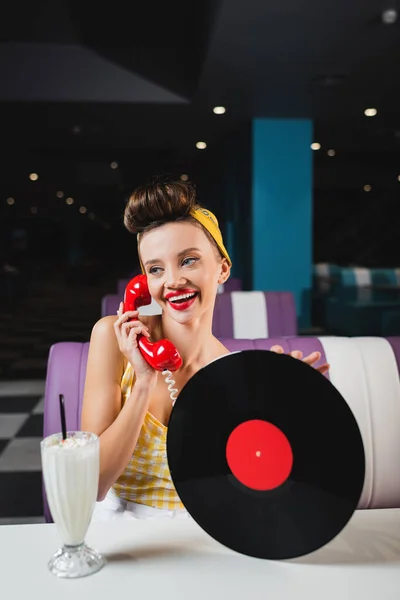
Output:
top-left (226, 419), bottom-right (293, 490)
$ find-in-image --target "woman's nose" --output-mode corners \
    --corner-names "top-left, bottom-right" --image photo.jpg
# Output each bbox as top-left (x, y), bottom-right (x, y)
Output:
top-left (164, 268), bottom-right (186, 289)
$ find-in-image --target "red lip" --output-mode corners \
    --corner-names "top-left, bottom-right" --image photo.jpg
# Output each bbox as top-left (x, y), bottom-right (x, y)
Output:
top-left (167, 295), bottom-right (198, 311)
top-left (164, 289), bottom-right (197, 300)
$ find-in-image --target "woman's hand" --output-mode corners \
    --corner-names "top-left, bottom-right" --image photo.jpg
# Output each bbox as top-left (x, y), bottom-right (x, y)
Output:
top-left (269, 345), bottom-right (330, 375)
top-left (114, 303), bottom-right (158, 386)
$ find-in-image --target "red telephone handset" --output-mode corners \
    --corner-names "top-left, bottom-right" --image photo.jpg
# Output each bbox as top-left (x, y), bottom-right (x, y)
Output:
top-left (123, 274), bottom-right (183, 372)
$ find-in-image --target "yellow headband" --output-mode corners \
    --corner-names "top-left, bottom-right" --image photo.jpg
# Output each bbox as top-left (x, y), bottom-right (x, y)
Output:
top-left (137, 207), bottom-right (232, 272)
top-left (189, 207), bottom-right (232, 266)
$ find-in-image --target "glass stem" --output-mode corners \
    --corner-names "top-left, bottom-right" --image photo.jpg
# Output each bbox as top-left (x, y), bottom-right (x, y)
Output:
top-left (63, 542), bottom-right (85, 554)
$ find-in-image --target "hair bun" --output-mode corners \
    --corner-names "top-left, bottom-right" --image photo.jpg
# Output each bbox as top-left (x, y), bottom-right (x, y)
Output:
top-left (124, 175), bottom-right (199, 234)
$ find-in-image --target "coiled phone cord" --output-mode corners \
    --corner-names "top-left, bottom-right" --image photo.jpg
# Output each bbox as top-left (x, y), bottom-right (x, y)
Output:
top-left (162, 370), bottom-right (179, 405)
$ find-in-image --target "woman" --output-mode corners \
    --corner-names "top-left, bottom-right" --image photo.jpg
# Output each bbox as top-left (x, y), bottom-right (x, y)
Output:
top-left (82, 177), bottom-right (329, 521)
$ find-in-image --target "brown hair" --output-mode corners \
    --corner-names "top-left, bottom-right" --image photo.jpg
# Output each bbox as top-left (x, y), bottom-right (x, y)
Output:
top-left (124, 175), bottom-right (202, 235)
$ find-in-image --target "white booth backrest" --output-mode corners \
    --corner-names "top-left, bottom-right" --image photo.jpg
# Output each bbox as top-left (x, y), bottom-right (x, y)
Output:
top-left (317, 336), bottom-right (400, 509)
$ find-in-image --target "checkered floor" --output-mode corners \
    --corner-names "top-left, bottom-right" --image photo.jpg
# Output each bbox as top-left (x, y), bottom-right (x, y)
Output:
top-left (0, 267), bottom-right (120, 524)
top-left (0, 380), bottom-right (46, 524)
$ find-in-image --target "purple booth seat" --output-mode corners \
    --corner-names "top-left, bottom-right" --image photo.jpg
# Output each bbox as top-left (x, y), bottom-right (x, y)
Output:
top-left (102, 290), bottom-right (294, 334)
top-left (117, 278), bottom-right (131, 296)
top-left (213, 291), bottom-right (297, 338)
top-left (43, 336), bottom-right (400, 520)
top-left (217, 278), bottom-right (242, 293)
top-left (43, 342), bottom-right (90, 523)
top-left (110, 277), bottom-right (243, 317)
top-left (101, 294), bottom-right (120, 317)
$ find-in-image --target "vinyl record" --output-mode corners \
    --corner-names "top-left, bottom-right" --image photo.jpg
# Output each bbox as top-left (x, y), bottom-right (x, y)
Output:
top-left (166, 350), bottom-right (365, 560)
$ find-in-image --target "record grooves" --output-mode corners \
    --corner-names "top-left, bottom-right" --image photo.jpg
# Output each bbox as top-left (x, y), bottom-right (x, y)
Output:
top-left (166, 350), bottom-right (365, 560)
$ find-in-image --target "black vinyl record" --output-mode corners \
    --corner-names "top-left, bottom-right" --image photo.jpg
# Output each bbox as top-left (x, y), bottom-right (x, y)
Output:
top-left (166, 350), bottom-right (365, 560)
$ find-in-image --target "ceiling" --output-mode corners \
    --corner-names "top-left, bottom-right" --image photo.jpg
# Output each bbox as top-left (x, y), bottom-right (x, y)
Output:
top-left (1, 0), bottom-right (400, 220)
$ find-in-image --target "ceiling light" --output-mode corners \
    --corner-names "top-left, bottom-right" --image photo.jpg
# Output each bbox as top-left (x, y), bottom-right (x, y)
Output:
top-left (79, 206), bottom-right (87, 214)
top-left (6, 197), bottom-right (15, 205)
top-left (180, 174), bottom-right (189, 181)
top-left (29, 173), bottom-right (39, 181)
top-left (56, 191), bottom-right (64, 199)
top-left (110, 161), bottom-right (118, 169)
top-left (66, 197), bottom-right (74, 205)
top-left (196, 141), bottom-right (207, 150)
top-left (311, 143), bottom-right (321, 150)
top-left (397, 175), bottom-right (400, 181)
top-left (31, 206), bottom-right (38, 214)
top-left (213, 106), bottom-right (226, 115)
top-left (364, 184), bottom-right (372, 192)
top-left (364, 108), bottom-right (377, 117)
top-left (327, 149), bottom-right (336, 157)
top-left (382, 9), bottom-right (398, 24)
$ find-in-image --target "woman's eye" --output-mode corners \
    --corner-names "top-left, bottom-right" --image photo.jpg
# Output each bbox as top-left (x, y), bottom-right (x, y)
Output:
top-left (149, 266), bottom-right (162, 275)
top-left (182, 257), bottom-right (198, 267)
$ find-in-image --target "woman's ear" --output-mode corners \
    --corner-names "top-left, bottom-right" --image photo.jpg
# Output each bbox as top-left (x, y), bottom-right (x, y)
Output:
top-left (218, 259), bottom-right (231, 284)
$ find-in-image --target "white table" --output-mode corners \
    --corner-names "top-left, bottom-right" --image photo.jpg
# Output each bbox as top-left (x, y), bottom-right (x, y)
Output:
top-left (1, 509), bottom-right (400, 599)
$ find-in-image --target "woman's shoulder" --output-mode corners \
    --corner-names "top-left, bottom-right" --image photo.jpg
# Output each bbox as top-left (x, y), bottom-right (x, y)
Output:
top-left (89, 316), bottom-right (120, 349)
top-left (212, 338), bottom-right (231, 359)
top-left (214, 336), bottom-right (230, 352)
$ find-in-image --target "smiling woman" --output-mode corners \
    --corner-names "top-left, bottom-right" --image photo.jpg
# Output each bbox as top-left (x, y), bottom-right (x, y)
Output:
top-left (80, 175), bottom-right (328, 522)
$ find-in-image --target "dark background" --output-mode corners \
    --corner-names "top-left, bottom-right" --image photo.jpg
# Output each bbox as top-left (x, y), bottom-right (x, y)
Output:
top-left (2, 0), bottom-right (400, 272)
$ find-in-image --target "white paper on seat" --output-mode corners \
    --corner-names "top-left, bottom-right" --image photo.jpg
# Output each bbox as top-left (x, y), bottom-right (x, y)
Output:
top-left (231, 292), bottom-right (268, 339)
top-left (138, 298), bottom-right (162, 315)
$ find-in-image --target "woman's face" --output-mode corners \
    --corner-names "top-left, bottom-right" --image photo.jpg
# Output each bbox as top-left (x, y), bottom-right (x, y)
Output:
top-left (139, 221), bottom-right (230, 323)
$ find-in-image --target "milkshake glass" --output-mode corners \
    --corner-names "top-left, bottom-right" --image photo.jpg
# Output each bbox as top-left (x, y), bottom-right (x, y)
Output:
top-left (41, 431), bottom-right (105, 578)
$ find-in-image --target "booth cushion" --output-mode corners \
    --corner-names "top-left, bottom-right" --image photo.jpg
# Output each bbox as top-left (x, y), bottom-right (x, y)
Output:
top-left (213, 291), bottom-right (297, 338)
top-left (43, 336), bottom-right (400, 520)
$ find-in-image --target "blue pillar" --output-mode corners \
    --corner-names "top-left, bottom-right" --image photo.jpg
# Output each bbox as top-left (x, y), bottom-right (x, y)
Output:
top-left (252, 118), bottom-right (313, 328)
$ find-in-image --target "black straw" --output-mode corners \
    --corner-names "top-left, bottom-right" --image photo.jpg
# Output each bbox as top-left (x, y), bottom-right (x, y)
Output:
top-left (59, 394), bottom-right (67, 440)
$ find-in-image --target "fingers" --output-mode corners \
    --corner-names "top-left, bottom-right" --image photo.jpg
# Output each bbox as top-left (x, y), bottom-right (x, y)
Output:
top-left (302, 351), bottom-right (321, 365)
top-left (115, 302), bottom-right (138, 323)
top-left (122, 321), bottom-right (150, 339)
top-left (270, 345), bottom-right (284, 354)
top-left (269, 343), bottom-right (331, 375)
top-left (270, 346), bottom-right (304, 360)
top-left (114, 302), bottom-right (150, 349)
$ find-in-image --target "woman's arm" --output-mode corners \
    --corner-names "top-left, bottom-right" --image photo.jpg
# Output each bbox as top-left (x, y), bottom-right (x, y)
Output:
top-left (81, 316), bottom-right (154, 501)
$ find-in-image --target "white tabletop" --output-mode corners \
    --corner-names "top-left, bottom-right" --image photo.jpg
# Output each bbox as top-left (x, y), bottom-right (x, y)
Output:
top-left (1, 509), bottom-right (400, 599)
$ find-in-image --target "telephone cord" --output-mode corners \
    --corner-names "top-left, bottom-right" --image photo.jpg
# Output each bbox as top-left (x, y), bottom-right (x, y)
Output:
top-left (162, 370), bottom-right (179, 405)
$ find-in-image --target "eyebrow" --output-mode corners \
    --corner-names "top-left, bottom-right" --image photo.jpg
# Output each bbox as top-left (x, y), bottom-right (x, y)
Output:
top-left (144, 247), bottom-right (202, 267)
